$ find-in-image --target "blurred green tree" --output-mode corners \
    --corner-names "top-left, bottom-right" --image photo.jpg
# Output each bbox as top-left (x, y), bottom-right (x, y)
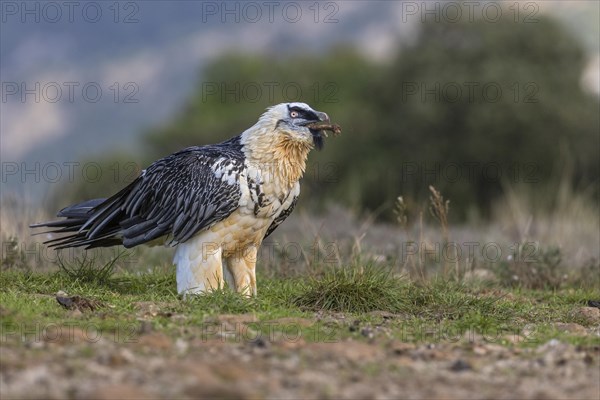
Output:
top-left (373, 14), bottom-right (598, 219)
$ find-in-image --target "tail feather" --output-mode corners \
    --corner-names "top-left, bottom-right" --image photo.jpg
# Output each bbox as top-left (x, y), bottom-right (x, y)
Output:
top-left (52, 228), bottom-right (123, 249)
top-left (58, 199), bottom-right (106, 218)
top-left (30, 194), bottom-right (129, 249)
top-left (29, 199), bottom-right (104, 230)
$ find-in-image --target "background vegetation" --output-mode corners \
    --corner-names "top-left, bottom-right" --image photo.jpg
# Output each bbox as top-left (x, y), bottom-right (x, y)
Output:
top-left (56, 13), bottom-right (599, 222)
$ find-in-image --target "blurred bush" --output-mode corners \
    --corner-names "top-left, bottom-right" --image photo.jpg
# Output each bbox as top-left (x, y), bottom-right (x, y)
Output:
top-left (56, 11), bottom-right (599, 222)
top-left (373, 14), bottom-right (598, 220)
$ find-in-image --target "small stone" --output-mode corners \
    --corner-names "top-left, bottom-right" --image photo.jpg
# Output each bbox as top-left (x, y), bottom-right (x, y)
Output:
top-left (449, 359), bottom-right (472, 372)
top-left (249, 337), bottom-right (269, 349)
top-left (360, 327), bottom-right (374, 339)
top-left (175, 338), bottom-right (189, 355)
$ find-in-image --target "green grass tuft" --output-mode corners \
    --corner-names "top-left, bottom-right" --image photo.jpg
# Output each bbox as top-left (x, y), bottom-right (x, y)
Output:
top-left (293, 264), bottom-right (408, 313)
top-left (57, 250), bottom-right (124, 285)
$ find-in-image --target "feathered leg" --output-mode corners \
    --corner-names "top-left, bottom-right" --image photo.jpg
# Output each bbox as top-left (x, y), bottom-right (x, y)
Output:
top-left (174, 238), bottom-right (224, 295)
top-left (225, 245), bottom-right (257, 297)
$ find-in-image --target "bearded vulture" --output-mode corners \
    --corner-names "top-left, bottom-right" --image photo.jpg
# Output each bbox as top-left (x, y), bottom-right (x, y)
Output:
top-left (31, 103), bottom-right (337, 296)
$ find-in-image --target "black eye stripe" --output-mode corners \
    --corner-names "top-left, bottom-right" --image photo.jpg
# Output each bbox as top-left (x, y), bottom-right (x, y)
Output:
top-left (288, 106), bottom-right (318, 121)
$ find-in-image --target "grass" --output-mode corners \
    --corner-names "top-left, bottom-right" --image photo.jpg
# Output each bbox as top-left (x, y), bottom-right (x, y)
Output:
top-left (1, 185), bottom-right (598, 350)
top-left (293, 263), bottom-right (408, 313)
top-left (1, 261), bottom-right (598, 348)
top-left (56, 250), bottom-right (130, 285)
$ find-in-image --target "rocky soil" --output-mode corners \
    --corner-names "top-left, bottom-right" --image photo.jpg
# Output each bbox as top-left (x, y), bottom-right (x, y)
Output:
top-left (1, 312), bottom-right (599, 400)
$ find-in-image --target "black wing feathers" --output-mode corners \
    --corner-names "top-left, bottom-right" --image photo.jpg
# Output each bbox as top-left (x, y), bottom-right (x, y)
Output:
top-left (31, 137), bottom-right (244, 249)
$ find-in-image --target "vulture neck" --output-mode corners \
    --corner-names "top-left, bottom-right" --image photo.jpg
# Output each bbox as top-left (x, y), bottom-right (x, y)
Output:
top-left (241, 126), bottom-right (312, 189)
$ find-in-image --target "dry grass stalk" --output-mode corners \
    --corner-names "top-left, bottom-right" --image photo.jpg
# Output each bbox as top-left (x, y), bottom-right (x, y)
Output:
top-left (394, 196), bottom-right (425, 282)
top-left (418, 211), bottom-right (426, 281)
top-left (428, 186), bottom-right (457, 278)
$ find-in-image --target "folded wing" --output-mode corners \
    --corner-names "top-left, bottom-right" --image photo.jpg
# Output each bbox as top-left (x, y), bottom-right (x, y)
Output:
top-left (31, 141), bottom-right (244, 249)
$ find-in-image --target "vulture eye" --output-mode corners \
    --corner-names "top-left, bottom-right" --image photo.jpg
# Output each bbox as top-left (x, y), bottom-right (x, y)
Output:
top-left (290, 110), bottom-right (299, 118)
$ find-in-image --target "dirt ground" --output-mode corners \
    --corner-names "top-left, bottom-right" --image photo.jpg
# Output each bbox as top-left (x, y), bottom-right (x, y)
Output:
top-left (1, 312), bottom-right (599, 400)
